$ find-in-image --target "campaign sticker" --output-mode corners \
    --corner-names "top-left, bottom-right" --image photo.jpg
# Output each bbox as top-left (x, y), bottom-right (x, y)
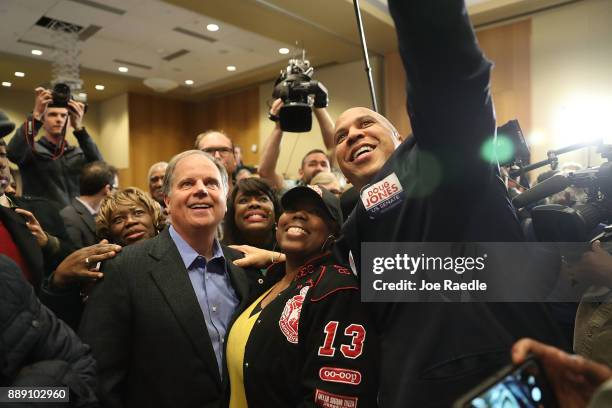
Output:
top-left (360, 173), bottom-right (404, 217)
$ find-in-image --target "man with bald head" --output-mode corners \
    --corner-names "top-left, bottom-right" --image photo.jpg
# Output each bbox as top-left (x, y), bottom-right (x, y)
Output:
top-left (333, 0), bottom-right (565, 406)
top-left (195, 130), bottom-right (237, 191)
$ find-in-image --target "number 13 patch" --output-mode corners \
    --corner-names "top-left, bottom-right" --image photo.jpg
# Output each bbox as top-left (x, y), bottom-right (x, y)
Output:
top-left (318, 322), bottom-right (366, 359)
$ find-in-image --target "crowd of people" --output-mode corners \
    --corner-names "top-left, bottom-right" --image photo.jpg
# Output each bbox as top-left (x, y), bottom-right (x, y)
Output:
top-left (1, 0), bottom-right (612, 407)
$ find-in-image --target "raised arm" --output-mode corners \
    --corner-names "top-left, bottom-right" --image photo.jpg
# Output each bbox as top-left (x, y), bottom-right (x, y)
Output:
top-left (68, 99), bottom-right (103, 162)
top-left (389, 0), bottom-right (495, 165)
top-left (258, 98), bottom-right (286, 190)
top-left (7, 88), bottom-right (50, 165)
top-left (313, 107), bottom-right (335, 152)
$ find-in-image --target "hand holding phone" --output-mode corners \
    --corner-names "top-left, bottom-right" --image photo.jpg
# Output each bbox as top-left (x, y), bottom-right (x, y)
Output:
top-left (454, 356), bottom-right (557, 408)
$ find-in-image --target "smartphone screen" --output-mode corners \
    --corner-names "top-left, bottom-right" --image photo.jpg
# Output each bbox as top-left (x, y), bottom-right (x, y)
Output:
top-left (455, 358), bottom-right (556, 408)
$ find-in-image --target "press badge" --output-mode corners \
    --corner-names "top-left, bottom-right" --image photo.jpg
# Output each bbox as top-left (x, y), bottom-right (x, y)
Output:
top-left (360, 172), bottom-right (405, 218)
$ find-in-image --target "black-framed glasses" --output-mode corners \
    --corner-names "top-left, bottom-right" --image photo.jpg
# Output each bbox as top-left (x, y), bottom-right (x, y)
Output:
top-left (201, 147), bottom-right (233, 156)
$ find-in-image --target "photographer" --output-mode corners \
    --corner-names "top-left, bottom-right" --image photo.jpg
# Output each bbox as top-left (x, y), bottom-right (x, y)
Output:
top-left (7, 86), bottom-right (103, 207)
top-left (258, 97), bottom-right (335, 191)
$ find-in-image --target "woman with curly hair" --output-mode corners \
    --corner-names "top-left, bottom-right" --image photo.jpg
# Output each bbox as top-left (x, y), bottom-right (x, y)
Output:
top-left (96, 187), bottom-right (165, 246)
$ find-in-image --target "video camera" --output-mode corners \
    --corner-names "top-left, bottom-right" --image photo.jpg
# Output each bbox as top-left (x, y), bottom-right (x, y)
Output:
top-left (50, 82), bottom-right (88, 113)
top-left (272, 53), bottom-right (328, 133)
top-left (512, 142), bottom-right (612, 242)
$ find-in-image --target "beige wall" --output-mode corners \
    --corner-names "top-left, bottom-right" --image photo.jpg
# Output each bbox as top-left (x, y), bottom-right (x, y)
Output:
top-left (531, 0), bottom-right (612, 173)
top-left (98, 93), bottom-right (129, 169)
top-left (258, 57), bottom-right (383, 179)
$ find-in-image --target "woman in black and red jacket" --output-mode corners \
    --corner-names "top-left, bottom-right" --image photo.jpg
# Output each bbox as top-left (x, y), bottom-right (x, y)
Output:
top-left (226, 185), bottom-right (379, 407)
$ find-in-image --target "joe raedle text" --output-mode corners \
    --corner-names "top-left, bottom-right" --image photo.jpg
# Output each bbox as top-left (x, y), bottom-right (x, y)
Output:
top-left (372, 279), bottom-right (487, 292)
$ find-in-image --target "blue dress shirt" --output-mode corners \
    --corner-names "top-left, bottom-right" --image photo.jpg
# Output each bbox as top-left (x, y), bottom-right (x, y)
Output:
top-left (169, 226), bottom-right (239, 375)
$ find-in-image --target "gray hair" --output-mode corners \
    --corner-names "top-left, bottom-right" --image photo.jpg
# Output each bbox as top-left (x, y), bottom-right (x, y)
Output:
top-left (162, 150), bottom-right (228, 197)
top-left (147, 161), bottom-right (168, 181)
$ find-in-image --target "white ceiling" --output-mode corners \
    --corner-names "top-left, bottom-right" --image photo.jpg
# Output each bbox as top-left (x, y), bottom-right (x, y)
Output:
top-left (0, 0), bottom-right (295, 92)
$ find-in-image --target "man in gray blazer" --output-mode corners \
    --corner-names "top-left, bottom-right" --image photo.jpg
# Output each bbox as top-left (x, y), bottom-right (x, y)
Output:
top-left (80, 150), bottom-right (265, 408)
top-left (60, 161), bottom-right (117, 248)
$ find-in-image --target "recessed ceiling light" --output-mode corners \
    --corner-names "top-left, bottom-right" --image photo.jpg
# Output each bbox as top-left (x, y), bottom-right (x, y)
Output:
top-left (95, 84), bottom-right (105, 91)
top-left (184, 79), bottom-right (194, 85)
top-left (31, 49), bottom-right (43, 56)
top-left (279, 48), bottom-right (290, 55)
top-left (14, 72), bottom-right (25, 77)
top-left (118, 66), bottom-right (128, 73)
top-left (226, 65), bottom-right (236, 72)
top-left (206, 23), bottom-right (219, 32)
top-left (2, 82), bottom-right (11, 87)
top-left (78, 92), bottom-right (87, 98)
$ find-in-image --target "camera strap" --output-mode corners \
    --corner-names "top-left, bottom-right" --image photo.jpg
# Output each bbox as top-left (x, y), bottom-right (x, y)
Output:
top-left (25, 116), bottom-right (68, 161)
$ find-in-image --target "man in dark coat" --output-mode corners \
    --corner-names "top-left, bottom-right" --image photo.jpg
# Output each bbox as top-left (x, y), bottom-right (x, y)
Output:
top-left (333, 1), bottom-right (566, 406)
top-left (7, 87), bottom-right (103, 207)
top-left (61, 161), bottom-right (118, 248)
top-left (80, 150), bottom-right (266, 408)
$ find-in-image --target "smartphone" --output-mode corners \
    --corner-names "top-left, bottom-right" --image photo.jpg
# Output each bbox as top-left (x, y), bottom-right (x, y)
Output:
top-left (453, 357), bottom-right (558, 408)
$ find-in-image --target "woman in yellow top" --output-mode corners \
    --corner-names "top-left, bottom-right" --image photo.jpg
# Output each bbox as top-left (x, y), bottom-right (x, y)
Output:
top-left (226, 185), bottom-right (379, 407)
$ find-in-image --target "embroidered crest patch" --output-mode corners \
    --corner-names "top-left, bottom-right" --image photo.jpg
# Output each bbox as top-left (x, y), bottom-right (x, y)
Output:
top-left (279, 286), bottom-right (310, 344)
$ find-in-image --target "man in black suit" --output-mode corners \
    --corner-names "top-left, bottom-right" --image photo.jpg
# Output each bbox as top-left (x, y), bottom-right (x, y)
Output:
top-left (80, 150), bottom-right (265, 408)
top-left (61, 161), bottom-right (118, 248)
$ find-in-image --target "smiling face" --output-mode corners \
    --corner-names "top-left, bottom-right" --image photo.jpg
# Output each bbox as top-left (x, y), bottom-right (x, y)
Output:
top-left (234, 190), bottom-right (275, 235)
top-left (108, 203), bottom-right (157, 246)
top-left (276, 198), bottom-right (332, 261)
top-left (299, 152), bottom-right (331, 184)
top-left (164, 154), bottom-right (227, 237)
top-left (334, 107), bottom-right (401, 190)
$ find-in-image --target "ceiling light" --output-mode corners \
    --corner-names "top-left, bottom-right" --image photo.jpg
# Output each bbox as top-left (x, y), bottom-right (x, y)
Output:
top-left (118, 66), bottom-right (128, 73)
top-left (95, 84), bottom-right (105, 91)
top-left (184, 79), bottom-right (194, 85)
top-left (226, 65), bottom-right (236, 72)
top-left (206, 23), bottom-right (219, 32)
top-left (78, 92), bottom-right (87, 98)
top-left (2, 82), bottom-right (11, 87)
top-left (31, 49), bottom-right (43, 56)
top-left (143, 78), bottom-right (179, 93)
top-left (14, 72), bottom-right (25, 77)
top-left (279, 48), bottom-right (290, 55)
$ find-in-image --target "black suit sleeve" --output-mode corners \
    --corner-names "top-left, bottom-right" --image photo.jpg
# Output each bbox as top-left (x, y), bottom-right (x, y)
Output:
top-left (388, 0), bottom-right (496, 182)
top-left (60, 207), bottom-right (86, 249)
top-left (79, 258), bottom-right (131, 408)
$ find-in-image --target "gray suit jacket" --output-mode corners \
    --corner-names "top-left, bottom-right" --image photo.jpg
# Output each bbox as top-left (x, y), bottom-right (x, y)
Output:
top-left (60, 198), bottom-right (97, 248)
top-left (79, 228), bottom-right (265, 408)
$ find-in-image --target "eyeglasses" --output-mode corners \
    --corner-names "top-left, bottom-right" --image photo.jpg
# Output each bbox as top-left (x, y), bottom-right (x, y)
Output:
top-left (201, 147), bottom-right (233, 156)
